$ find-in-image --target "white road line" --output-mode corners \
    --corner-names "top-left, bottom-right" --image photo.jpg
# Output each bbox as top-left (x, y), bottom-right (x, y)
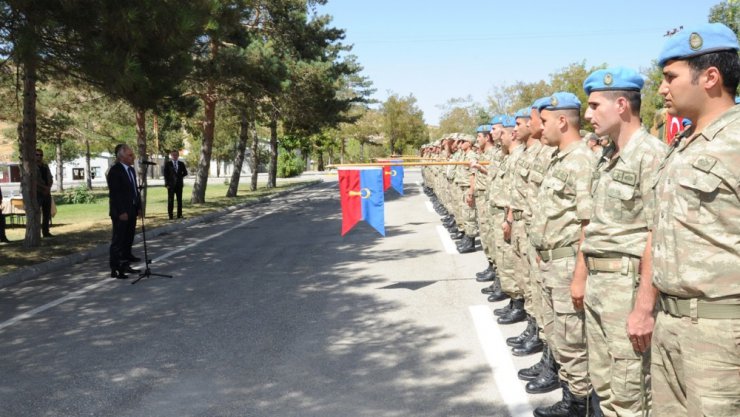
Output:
top-left (425, 201), bottom-right (435, 213)
top-left (469, 305), bottom-right (533, 417)
top-left (0, 189), bottom-right (324, 331)
top-left (436, 225), bottom-right (458, 254)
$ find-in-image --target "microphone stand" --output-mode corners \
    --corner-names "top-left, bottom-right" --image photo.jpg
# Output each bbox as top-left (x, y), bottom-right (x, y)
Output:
top-left (132, 159), bottom-right (172, 284)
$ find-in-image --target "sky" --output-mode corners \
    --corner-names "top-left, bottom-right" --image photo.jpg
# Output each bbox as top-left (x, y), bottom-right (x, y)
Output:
top-left (317, 0), bottom-right (724, 125)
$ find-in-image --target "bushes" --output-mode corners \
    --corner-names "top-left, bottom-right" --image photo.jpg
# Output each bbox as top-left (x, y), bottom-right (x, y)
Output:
top-left (276, 148), bottom-right (305, 178)
top-left (62, 186), bottom-right (96, 204)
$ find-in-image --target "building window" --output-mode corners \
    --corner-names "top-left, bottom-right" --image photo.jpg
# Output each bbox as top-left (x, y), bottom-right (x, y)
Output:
top-left (72, 168), bottom-right (85, 180)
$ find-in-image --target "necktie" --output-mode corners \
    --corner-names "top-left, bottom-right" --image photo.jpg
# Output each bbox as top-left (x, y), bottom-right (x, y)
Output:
top-left (127, 166), bottom-right (137, 198)
top-left (174, 160), bottom-right (178, 173)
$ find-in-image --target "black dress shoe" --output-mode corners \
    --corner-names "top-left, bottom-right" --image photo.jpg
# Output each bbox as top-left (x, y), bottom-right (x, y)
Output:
top-left (123, 265), bottom-right (140, 273)
top-left (111, 270), bottom-right (129, 279)
top-left (127, 256), bottom-right (142, 262)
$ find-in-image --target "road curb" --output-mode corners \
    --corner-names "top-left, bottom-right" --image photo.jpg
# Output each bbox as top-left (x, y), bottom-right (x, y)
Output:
top-left (0, 180), bottom-right (322, 289)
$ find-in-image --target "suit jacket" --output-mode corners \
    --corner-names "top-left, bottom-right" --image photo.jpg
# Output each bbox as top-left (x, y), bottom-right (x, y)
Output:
top-left (163, 159), bottom-right (188, 190)
top-left (107, 163), bottom-right (141, 218)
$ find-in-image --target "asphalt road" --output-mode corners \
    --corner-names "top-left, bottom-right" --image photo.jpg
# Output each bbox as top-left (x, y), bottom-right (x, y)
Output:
top-left (0, 170), bottom-right (559, 417)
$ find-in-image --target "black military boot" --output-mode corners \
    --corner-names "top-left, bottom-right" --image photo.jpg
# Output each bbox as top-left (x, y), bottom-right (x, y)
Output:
top-left (445, 221), bottom-right (458, 232)
top-left (456, 235), bottom-right (476, 253)
top-left (487, 276), bottom-right (508, 302)
top-left (518, 343), bottom-right (550, 381)
top-left (494, 298), bottom-right (514, 316)
top-left (497, 298), bottom-right (526, 324)
top-left (475, 263), bottom-right (493, 279)
top-left (533, 382), bottom-right (572, 417)
top-left (507, 315), bottom-right (535, 347)
top-left (450, 230), bottom-right (465, 240)
top-left (512, 319), bottom-right (544, 356)
top-left (569, 393), bottom-right (595, 417)
top-left (481, 282), bottom-right (496, 294)
top-left (526, 350), bottom-right (560, 394)
top-left (475, 268), bottom-right (495, 282)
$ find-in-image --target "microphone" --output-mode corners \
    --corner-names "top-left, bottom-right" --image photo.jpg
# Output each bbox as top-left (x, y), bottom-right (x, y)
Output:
top-left (139, 160), bottom-right (157, 166)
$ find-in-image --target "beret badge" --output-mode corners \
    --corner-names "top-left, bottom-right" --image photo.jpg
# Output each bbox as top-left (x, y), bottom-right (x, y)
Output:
top-left (689, 32), bottom-right (703, 50)
top-left (603, 73), bottom-right (613, 86)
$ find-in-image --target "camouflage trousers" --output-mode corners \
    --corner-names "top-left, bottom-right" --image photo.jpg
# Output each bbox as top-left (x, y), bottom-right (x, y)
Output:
top-left (527, 240), bottom-right (545, 341)
top-left (474, 191), bottom-right (491, 259)
top-left (540, 255), bottom-right (590, 397)
top-left (585, 269), bottom-right (650, 417)
top-left (492, 209), bottom-right (521, 298)
top-left (651, 311), bottom-right (740, 417)
top-left (511, 219), bottom-right (532, 313)
top-left (459, 186), bottom-right (478, 237)
top-left (483, 206), bottom-right (502, 267)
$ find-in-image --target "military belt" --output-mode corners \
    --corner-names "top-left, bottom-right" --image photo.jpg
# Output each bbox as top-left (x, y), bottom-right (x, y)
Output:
top-left (511, 210), bottom-right (523, 221)
top-left (659, 294), bottom-right (740, 320)
top-left (538, 246), bottom-right (576, 262)
top-left (586, 256), bottom-right (640, 274)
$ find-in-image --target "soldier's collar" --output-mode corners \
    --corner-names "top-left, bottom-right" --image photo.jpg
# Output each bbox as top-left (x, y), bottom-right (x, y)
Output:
top-left (695, 104), bottom-right (740, 144)
top-left (554, 140), bottom-right (581, 160)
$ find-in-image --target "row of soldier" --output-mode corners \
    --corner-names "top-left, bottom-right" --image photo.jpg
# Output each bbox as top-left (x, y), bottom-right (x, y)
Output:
top-left (419, 22), bottom-right (738, 417)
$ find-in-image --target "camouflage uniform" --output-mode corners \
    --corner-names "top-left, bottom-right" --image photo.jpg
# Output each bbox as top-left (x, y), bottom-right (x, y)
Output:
top-left (531, 139), bottom-right (595, 398)
top-left (475, 146), bottom-right (495, 260)
top-left (489, 149), bottom-right (521, 298)
top-left (481, 145), bottom-right (504, 261)
top-left (526, 143), bottom-right (557, 339)
top-left (455, 147), bottom-right (478, 238)
top-left (651, 105), bottom-right (740, 417)
top-left (511, 140), bottom-right (542, 316)
top-left (502, 144), bottom-right (527, 303)
top-left (581, 128), bottom-right (667, 417)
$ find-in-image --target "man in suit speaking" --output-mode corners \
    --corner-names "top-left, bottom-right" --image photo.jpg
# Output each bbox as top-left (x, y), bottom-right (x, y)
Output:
top-left (107, 144), bottom-right (141, 279)
top-left (163, 150), bottom-right (188, 220)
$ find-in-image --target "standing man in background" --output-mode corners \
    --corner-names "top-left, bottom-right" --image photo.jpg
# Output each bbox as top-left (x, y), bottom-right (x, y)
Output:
top-left (164, 150), bottom-right (188, 220)
top-left (35, 149), bottom-right (53, 238)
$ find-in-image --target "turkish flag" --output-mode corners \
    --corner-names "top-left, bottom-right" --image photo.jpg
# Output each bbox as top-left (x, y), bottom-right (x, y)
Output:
top-left (666, 113), bottom-right (685, 145)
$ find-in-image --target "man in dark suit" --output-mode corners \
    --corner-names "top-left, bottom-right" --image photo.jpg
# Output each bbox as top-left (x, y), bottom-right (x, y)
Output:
top-left (163, 150), bottom-right (187, 219)
top-left (107, 144), bottom-right (141, 279)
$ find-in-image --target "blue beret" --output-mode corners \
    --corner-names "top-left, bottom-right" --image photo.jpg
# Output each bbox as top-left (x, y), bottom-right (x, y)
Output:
top-left (583, 67), bottom-right (644, 95)
top-left (735, 96), bottom-right (740, 104)
top-left (531, 97), bottom-right (551, 110)
top-left (514, 107), bottom-right (531, 119)
top-left (681, 118), bottom-right (692, 127)
top-left (537, 92), bottom-right (581, 111)
top-left (476, 124), bottom-right (492, 133)
top-left (658, 23), bottom-right (739, 66)
top-left (501, 115), bottom-right (516, 128)
top-left (490, 115), bottom-right (505, 125)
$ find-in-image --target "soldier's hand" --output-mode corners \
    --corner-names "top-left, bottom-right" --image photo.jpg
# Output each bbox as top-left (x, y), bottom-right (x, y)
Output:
top-left (502, 222), bottom-right (511, 242)
top-left (627, 308), bottom-right (655, 353)
top-left (570, 279), bottom-right (586, 311)
top-left (119, 212), bottom-right (128, 221)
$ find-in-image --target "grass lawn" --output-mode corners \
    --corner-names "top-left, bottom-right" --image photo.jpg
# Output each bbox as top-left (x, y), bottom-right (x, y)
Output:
top-left (0, 180), bottom-right (316, 276)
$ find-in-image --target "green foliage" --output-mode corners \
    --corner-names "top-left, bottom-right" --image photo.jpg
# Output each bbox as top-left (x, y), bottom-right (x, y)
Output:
top-left (381, 93), bottom-right (428, 154)
top-left (709, 1), bottom-right (739, 36)
top-left (61, 186), bottom-right (96, 205)
top-left (438, 96), bottom-right (489, 135)
top-left (276, 147), bottom-right (305, 178)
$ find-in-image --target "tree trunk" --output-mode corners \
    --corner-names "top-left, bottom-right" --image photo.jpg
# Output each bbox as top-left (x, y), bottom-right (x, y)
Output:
top-left (20, 54), bottom-right (40, 248)
top-left (317, 152), bottom-right (324, 171)
top-left (267, 110), bottom-right (278, 188)
top-left (191, 40), bottom-right (219, 204)
top-left (250, 122), bottom-right (259, 191)
top-left (85, 137), bottom-right (92, 189)
top-left (216, 157), bottom-right (220, 178)
top-left (227, 112), bottom-right (249, 197)
top-left (340, 137), bottom-right (345, 164)
top-left (135, 108), bottom-right (148, 215)
top-left (55, 140), bottom-right (64, 192)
